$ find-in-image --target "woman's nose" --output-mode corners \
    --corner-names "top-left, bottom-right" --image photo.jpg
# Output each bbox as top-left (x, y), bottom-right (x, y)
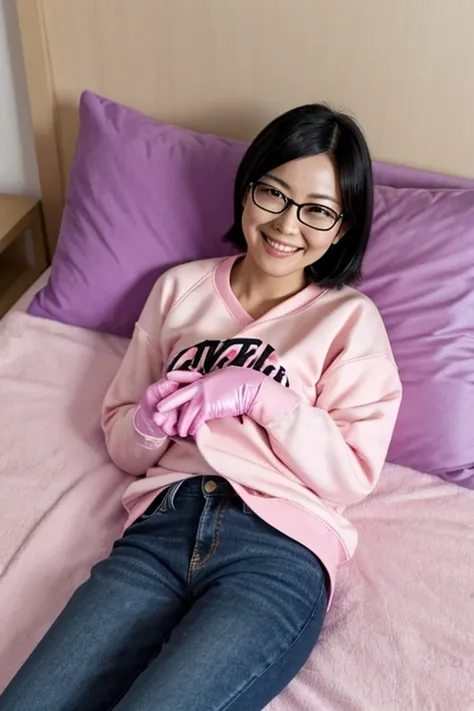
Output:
top-left (272, 204), bottom-right (300, 235)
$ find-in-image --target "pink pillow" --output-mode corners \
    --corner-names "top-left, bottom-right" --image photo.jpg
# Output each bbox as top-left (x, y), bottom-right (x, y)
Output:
top-left (29, 92), bottom-right (474, 487)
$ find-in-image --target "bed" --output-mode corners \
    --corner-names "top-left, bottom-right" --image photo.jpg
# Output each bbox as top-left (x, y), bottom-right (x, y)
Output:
top-left (2, 296), bottom-right (473, 708)
top-left (1, 1), bottom-right (474, 708)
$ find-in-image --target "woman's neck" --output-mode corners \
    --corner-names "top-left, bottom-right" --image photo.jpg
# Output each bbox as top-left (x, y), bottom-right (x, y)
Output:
top-left (230, 255), bottom-right (306, 320)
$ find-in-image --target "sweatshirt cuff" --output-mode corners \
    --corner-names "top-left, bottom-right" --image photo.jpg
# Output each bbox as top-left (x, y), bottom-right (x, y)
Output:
top-left (250, 378), bottom-right (300, 427)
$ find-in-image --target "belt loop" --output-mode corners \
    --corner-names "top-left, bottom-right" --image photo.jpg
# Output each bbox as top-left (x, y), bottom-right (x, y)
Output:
top-left (168, 481), bottom-right (183, 510)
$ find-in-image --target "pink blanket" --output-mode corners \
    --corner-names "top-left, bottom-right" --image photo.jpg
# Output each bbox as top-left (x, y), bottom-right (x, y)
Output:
top-left (1, 312), bottom-right (473, 709)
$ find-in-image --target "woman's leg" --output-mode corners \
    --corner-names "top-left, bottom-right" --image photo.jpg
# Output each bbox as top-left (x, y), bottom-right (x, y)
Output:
top-left (0, 485), bottom-right (201, 711)
top-left (114, 478), bottom-right (328, 711)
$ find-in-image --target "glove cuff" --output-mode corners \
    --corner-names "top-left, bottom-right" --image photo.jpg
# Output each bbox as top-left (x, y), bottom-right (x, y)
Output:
top-left (133, 406), bottom-right (167, 448)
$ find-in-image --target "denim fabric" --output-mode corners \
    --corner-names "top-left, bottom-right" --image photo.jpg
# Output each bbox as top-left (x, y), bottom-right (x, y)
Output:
top-left (0, 477), bottom-right (328, 711)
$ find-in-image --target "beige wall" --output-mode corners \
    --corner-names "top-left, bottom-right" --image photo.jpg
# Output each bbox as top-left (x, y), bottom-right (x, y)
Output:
top-left (16, 0), bottom-right (474, 249)
top-left (31, 0), bottom-right (474, 176)
top-left (0, 0), bottom-right (39, 193)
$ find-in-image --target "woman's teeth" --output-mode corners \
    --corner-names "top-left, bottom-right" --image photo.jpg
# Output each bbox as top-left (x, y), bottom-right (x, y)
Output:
top-left (265, 236), bottom-right (300, 253)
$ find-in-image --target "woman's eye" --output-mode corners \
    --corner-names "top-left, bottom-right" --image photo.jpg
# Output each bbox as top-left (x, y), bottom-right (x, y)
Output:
top-left (308, 205), bottom-right (332, 217)
top-left (265, 188), bottom-right (283, 199)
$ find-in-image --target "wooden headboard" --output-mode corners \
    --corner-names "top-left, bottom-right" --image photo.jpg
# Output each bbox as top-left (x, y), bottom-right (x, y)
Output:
top-left (16, 0), bottom-right (474, 257)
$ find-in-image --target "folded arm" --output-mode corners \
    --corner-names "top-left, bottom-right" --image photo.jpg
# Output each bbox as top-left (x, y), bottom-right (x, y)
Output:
top-left (250, 355), bottom-right (402, 506)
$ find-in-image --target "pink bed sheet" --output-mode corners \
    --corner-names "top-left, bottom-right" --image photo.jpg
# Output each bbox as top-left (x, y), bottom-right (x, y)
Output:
top-left (0, 312), bottom-right (473, 709)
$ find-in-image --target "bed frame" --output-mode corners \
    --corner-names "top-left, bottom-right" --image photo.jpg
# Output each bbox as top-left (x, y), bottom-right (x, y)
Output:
top-left (16, 0), bottom-right (474, 259)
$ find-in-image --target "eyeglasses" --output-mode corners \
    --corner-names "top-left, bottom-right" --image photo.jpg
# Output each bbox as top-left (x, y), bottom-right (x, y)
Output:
top-left (250, 181), bottom-right (344, 232)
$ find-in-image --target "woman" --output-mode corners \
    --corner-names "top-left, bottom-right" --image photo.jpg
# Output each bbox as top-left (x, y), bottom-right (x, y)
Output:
top-left (1, 104), bottom-right (401, 711)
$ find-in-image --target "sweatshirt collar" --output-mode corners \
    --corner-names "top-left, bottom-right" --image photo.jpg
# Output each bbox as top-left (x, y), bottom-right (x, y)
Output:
top-left (214, 255), bottom-right (325, 327)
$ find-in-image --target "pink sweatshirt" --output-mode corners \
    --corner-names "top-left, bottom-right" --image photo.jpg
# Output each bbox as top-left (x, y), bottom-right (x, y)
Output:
top-left (102, 255), bottom-right (402, 603)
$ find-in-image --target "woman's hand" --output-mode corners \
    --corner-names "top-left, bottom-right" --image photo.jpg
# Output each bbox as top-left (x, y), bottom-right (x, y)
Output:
top-left (157, 366), bottom-right (270, 438)
top-left (133, 371), bottom-right (203, 440)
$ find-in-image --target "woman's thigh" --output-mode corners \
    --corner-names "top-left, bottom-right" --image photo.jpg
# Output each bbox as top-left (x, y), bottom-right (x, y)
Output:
top-left (0, 485), bottom-right (200, 711)
top-left (114, 497), bottom-right (329, 711)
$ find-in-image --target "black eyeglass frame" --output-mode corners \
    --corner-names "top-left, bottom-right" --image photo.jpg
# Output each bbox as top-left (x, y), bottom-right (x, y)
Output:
top-left (250, 181), bottom-right (344, 232)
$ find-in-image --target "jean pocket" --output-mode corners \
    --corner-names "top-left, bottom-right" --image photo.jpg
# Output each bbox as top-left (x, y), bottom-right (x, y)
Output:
top-left (140, 487), bottom-right (174, 520)
top-left (241, 501), bottom-right (254, 516)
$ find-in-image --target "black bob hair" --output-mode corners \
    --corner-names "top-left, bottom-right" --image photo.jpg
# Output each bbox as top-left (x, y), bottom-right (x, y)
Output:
top-left (226, 104), bottom-right (373, 288)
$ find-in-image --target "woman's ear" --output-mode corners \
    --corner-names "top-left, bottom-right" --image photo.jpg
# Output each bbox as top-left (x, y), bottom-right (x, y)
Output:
top-left (332, 219), bottom-right (351, 245)
top-left (242, 185), bottom-right (251, 208)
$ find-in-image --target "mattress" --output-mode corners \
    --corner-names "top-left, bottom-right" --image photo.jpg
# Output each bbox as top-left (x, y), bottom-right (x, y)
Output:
top-left (0, 310), bottom-right (473, 710)
top-left (5, 268), bottom-right (51, 315)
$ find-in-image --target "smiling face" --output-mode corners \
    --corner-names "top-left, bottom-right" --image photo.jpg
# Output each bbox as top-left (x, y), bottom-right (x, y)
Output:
top-left (240, 153), bottom-right (346, 285)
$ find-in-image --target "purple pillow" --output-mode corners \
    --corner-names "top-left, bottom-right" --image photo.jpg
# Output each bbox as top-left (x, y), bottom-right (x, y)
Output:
top-left (30, 92), bottom-right (474, 487)
top-left (359, 186), bottom-right (474, 487)
top-left (30, 91), bottom-right (244, 336)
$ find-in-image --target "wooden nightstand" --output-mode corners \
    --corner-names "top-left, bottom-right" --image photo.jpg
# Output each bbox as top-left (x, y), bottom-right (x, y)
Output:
top-left (0, 195), bottom-right (48, 317)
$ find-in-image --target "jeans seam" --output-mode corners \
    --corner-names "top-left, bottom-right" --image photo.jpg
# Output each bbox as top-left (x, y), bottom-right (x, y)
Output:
top-left (187, 500), bottom-right (228, 582)
top-left (196, 501), bottom-right (227, 567)
top-left (220, 571), bottom-right (327, 711)
top-left (188, 497), bottom-right (210, 582)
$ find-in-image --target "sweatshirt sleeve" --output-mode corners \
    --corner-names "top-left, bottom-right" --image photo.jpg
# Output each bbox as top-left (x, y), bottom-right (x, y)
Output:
top-left (251, 354), bottom-right (402, 506)
top-left (101, 277), bottom-right (172, 475)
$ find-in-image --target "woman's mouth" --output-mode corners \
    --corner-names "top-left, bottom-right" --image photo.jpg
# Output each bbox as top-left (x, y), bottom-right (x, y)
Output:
top-left (261, 233), bottom-right (302, 257)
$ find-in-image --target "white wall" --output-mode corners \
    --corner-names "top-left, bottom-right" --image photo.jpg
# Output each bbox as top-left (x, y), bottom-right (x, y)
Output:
top-left (0, 0), bottom-right (39, 195)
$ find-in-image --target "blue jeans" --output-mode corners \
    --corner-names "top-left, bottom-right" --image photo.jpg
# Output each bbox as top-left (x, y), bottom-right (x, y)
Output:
top-left (0, 477), bottom-right (328, 711)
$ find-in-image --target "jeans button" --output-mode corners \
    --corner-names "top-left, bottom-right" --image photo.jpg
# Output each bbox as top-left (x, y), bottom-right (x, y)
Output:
top-left (204, 480), bottom-right (217, 493)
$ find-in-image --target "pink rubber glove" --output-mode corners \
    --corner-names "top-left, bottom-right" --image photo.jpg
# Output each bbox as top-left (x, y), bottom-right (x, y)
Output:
top-left (158, 366), bottom-right (299, 438)
top-left (133, 371), bottom-right (203, 442)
